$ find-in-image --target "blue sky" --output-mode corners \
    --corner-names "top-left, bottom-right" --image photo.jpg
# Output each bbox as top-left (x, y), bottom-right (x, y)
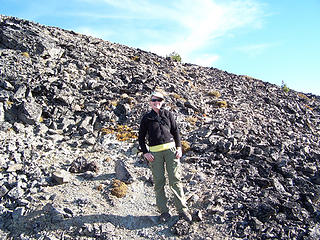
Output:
top-left (2, 0), bottom-right (320, 95)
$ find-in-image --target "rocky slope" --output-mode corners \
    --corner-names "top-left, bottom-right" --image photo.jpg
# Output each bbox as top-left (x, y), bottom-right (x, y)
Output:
top-left (0, 15), bottom-right (320, 239)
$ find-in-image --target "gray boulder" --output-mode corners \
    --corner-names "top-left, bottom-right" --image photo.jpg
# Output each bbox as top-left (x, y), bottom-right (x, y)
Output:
top-left (18, 100), bottom-right (42, 125)
top-left (115, 159), bottom-right (134, 184)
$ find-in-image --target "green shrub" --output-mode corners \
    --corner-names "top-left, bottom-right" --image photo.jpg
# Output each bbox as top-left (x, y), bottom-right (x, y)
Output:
top-left (216, 100), bottom-right (228, 108)
top-left (208, 90), bottom-right (221, 98)
top-left (281, 81), bottom-right (290, 93)
top-left (181, 140), bottom-right (191, 153)
top-left (21, 52), bottom-right (30, 58)
top-left (167, 51), bottom-right (181, 62)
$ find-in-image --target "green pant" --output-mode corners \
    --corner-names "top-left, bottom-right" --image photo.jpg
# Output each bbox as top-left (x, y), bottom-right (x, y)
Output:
top-left (149, 147), bottom-right (188, 214)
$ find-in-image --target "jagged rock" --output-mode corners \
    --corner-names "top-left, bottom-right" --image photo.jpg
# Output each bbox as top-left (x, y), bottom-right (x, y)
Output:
top-left (0, 102), bottom-right (4, 122)
top-left (17, 100), bottom-right (42, 125)
top-left (310, 171), bottom-right (320, 185)
top-left (7, 186), bottom-right (24, 200)
top-left (172, 219), bottom-right (191, 236)
top-left (69, 157), bottom-right (99, 173)
top-left (12, 207), bottom-right (25, 220)
top-left (216, 139), bottom-right (233, 153)
top-left (78, 116), bottom-right (93, 135)
top-left (0, 15), bottom-right (319, 240)
top-left (52, 169), bottom-right (72, 184)
top-left (115, 159), bottom-right (134, 184)
top-left (0, 90), bottom-right (11, 102)
top-left (0, 185), bottom-right (8, 197)
top-left (6, 163), bottom-right (23, 172)
top-left (192, 210), bottom-right (203, 222)
top-left (0, 80), bottom-right (14, 90)
top-left (13, 85), bottom-right (27, 101)
top-left (240, 145), bottom-right (254, 157)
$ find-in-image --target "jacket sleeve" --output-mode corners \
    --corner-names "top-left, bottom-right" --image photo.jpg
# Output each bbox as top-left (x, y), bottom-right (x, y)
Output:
top-left (169, 111), bottom-right (182, 148)
top-left (138, 115), bottom-right (149, 154)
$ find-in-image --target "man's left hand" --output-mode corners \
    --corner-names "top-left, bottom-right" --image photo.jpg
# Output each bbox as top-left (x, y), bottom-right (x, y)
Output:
top-left (176, 147), bottom-right (182, 159)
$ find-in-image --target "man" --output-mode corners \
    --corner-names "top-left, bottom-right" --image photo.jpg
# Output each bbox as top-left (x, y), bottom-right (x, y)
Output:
top-left (138, 90), bottom-right (192, 223)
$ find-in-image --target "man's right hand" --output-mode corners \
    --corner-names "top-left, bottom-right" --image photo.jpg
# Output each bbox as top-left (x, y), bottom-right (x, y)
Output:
top-left (144, 153), bottom-right (154, 162)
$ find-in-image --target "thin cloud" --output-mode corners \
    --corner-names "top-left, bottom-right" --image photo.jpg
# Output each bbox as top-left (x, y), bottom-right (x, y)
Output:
top-left (143, 0), bottom-right (264, 64)
top-left (192, 54), bottom-right (220, 67)
top-left (75, 0), bottom-right (266, 66)
top-left (236, 42), bottom-right (281, 57)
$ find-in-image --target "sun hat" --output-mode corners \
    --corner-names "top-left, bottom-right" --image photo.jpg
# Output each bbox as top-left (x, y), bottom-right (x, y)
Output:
top-left (151, 91), bottom-right (164, 100)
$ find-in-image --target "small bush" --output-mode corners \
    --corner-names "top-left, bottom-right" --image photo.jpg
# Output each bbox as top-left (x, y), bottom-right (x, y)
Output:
top-left (167, 51), bottom-right (181, 62)
top-left (186, 116), bottom-right (198, 125)
top-left (298, 93), bottom-right (310, 101)
top-left (110, 100), bottom-right (118, 107)
top-left (216, 101), bottom-right (228, 108)
top-left (21, 52), bottom-right (30, 58)
top-left (304, 104), bottom-right (313, 111)
top-left (208, 90), bottom-right (221, 98)
top-left (96, 184), bottom-right (104, 191)
top-left (181, 140), bottom-right (191, 153)
top-left (101, 125), bottom-right (138, 141)
top-left (131, 56), bottom-right (140, 62)
top-left (110, 179), bottom-right (128, 198)
top-left (281, 81), bottom-right (290, 93)
top-left (170, 93), bottom-right (185, 101)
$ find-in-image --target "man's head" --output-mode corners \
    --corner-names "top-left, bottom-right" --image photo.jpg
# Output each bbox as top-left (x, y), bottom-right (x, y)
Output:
top-left (149, 91), bottom-right (164, 112)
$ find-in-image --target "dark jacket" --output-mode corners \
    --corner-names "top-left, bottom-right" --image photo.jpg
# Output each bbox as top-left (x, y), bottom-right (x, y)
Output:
top-left (138, 109), bottom-right (181, 154)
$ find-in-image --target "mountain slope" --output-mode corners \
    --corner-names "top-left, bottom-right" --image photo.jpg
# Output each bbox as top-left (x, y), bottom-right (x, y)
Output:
top-left (1, 15), bottom-right (320, 239)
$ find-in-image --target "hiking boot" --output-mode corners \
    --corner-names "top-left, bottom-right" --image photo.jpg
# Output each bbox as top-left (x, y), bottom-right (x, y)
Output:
top-left (179, 210), bottom-right (192, 222)
top-left (159, 212), bottom-right (172, 223)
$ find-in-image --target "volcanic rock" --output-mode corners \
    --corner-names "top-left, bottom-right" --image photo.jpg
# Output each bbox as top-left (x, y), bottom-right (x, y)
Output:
top-left (0, 15), bottom-right (319, 240)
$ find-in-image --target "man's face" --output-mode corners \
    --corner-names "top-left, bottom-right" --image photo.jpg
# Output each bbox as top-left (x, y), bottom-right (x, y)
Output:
top-left (150, 97), bottom-right (164, 111)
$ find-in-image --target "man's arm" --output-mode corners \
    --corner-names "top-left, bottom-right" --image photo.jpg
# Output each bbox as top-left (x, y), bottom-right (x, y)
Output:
top-left (138, 115), bottom-right (155, 162)
top-left (138, 116), bottom-right (149, 154)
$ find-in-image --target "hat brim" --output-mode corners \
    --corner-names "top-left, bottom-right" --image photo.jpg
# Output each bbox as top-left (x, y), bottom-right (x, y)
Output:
top-left (151, 92), bottom-right (164, 99)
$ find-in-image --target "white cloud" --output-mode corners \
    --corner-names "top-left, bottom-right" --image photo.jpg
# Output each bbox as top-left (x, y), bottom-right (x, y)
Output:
top-left (128, 0), bottom-right (264, 64)
top-left (75, 0), bottom-right (265, 66)
top-left (236, 42), bottom-right (281, 57)
top-left (191, 54), bottom-right (220, 67)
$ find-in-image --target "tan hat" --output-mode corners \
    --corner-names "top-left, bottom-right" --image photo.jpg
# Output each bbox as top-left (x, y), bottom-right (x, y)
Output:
top-left (151, 91), bottom-right (164, 100)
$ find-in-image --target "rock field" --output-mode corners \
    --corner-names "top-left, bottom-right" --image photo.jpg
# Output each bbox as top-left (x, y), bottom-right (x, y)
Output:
top-left (0, 15), bottom-right (320, 239)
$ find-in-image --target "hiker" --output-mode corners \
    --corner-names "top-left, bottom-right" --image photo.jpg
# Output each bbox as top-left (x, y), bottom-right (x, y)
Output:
top-left (138, 90), bottom-right (192, 223)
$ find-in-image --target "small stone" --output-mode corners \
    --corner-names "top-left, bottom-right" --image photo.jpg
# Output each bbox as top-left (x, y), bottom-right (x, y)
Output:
top-left (0, 80), bottom-right (14, 90)
top-left (7, 163), bottom-right (23, 172)
top-left (0, 185), bottom-right (9, 197)
top-left (0, 204), bottom-right (7, 214)
top-left (43, 203), bottom-right (55, 212)
top-left (69, 157), bottom-right (99, 173)
top-left (18, 100), bottom-right (42, 125)
top-left (172, 219), bottom-right (191, 236)
top-left (52, 169), bottom-right (72, 184)
top-left (0, 102), bottom-right (4, 122)
top-left (12, 207), bottom-right (25, 220)
top-left (7, 186), bottom-right (24, 200)
top-left (192, 210), bottom-right (203, 222)
top-left (63, 207), bottom-right (74, 217)
top-left (115, 159), bottom-right (134, 184)
top-left (101, 222), bottom-right (115, 234)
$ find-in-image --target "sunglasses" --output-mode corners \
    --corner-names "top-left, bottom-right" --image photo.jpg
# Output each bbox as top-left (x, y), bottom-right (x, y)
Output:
top-left (151, 98), bottom-right (163, 102)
